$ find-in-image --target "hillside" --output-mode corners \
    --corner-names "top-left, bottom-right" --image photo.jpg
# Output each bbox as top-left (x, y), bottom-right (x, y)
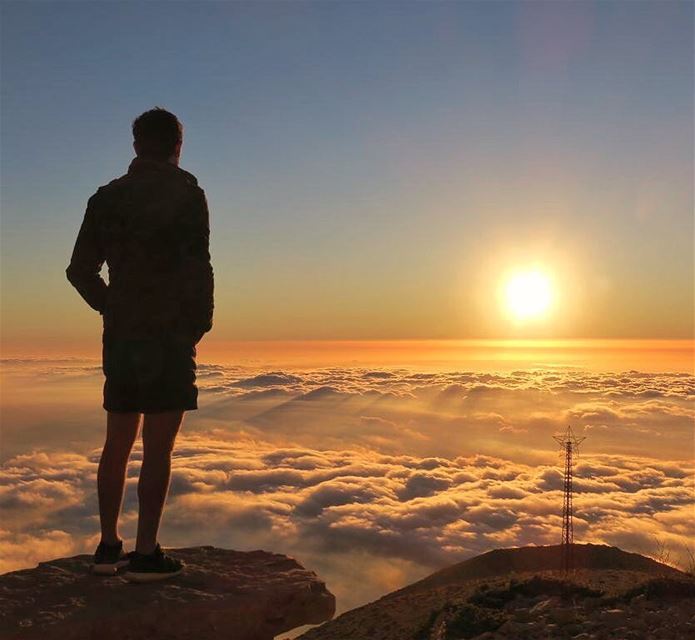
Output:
top-left (299, 544), bottom-right (695, 640)
top-left (395, 543), bottom-right (683, 596)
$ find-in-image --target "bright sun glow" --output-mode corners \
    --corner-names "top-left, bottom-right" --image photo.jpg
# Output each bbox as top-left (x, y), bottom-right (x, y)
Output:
top-left (505, 270), bottom-right (553, 321)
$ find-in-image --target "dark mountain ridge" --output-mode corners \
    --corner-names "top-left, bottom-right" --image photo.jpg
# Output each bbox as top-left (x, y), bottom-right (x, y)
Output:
top-left (396, 543), bottom-right (683, 596)
top-left (299, 544), bottom-right (694, 640)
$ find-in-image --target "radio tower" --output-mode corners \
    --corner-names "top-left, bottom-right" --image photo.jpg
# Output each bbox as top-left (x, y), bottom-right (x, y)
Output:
top-left (553, 425), bottom-right (586, 573)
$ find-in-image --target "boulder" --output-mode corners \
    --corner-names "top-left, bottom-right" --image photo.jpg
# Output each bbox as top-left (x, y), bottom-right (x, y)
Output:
top-left (0, 545), bottom-right (335, 640)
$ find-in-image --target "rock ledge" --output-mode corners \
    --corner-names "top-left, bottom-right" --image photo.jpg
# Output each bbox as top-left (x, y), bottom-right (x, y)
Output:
top-left (0, 545), bottom-right (336, 640)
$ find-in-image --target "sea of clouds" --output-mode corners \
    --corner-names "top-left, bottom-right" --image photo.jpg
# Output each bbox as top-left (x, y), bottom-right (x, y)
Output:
top-left (1, 359), bottom-right (693, 613)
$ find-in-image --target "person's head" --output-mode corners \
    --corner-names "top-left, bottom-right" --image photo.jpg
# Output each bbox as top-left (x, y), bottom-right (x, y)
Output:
top-left (132, 107), bottom-right (183, 164)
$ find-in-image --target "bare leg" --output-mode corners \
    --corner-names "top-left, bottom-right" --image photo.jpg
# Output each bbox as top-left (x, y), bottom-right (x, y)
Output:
top-left (135, 410), bottom-right (184, 554)
top-left (98, 412), bottom-right (141, 545)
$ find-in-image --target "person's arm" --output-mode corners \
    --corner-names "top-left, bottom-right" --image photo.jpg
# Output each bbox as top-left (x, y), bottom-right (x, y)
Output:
top-left (183, 187), bottom-right (215, 340)
top-left (66, 190), bottom-right (108, 314)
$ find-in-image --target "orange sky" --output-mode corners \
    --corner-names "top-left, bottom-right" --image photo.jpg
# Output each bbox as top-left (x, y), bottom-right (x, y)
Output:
top-left (2, 339), bottom-right (692, 373)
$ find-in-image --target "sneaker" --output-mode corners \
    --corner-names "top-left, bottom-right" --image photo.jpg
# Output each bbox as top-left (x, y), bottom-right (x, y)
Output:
top-left (123, 542), bottom-right (185, 583)
top-left (91, 538), bottom-right (131, 575)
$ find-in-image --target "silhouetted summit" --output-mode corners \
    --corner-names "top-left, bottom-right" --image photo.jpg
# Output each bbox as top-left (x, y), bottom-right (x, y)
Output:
top-left (299, 544), bottom-right (694, 640)
top-left (397, 543), bottom-right (684, 596)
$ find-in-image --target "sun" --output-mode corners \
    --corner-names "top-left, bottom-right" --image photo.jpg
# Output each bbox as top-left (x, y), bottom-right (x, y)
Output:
top-left (504, 269), bottom-right (553, 321)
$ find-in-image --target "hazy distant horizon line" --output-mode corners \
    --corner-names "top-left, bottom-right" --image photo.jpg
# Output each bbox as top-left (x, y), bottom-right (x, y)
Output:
top-left (1, 338), bottom-right (693, 374)
top-left (2, 337), bottom-right (693, 352)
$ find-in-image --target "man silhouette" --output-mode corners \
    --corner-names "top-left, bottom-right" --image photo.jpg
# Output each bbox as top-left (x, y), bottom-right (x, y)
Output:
top-left (66, 107), bottom-right (214, 582)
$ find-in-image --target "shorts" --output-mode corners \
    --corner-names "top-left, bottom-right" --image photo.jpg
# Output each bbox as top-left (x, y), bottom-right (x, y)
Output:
top-left (102, 334), bottom-right (198, 413)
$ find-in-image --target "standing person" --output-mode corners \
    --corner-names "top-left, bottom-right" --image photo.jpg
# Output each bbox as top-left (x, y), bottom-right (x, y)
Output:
top-left (66, 107), bottom-right (214, 582)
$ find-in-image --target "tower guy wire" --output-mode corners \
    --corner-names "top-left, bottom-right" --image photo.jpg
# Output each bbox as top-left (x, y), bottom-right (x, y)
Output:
top-left (553, 425), bottom-right (586, 573)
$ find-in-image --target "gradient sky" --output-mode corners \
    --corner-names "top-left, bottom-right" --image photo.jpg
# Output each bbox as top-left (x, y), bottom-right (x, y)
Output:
top-left (1, 0), bottom-right (692, 351)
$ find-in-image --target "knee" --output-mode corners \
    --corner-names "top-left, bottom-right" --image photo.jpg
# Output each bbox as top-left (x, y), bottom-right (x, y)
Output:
top-left (101, 438), bottom-right (133, 464)
top-left (141, 433), bottom-right (178, 462)
top-left (142, 444), bottom-right (175, 465)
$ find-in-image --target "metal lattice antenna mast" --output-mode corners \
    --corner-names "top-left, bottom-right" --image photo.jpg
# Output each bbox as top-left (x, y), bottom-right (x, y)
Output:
top-left (552, 425), bottom-right (586, 573)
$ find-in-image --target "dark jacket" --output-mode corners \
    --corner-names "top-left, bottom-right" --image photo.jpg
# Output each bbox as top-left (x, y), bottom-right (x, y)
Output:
top-left (66, 157), bottom-right (214, 343)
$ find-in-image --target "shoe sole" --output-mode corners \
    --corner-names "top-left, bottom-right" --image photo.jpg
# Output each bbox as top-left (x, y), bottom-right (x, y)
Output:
top-left (91, 559), bottom-right (131, 575)
top-left (123, 567), bottom-right (184, 583)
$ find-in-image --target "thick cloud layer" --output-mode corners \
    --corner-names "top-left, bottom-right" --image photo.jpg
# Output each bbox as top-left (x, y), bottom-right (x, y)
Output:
top-left (1, 360), bottom-right (693, 613)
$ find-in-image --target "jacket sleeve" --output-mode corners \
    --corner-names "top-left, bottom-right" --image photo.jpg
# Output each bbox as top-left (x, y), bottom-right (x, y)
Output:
top-left (66, 191), bottom-right (108, 314)
top-left (184, 187), bottom-right (215, 336)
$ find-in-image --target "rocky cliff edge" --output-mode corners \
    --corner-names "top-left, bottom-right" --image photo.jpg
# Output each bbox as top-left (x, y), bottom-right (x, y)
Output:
top-left (0, 545), bottom-right (336, 640)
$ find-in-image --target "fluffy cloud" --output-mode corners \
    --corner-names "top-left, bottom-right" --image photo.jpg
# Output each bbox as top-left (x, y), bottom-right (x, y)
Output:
top-left (1, 359), bottom-right (693, 614)
top-left (2, 436), bottom-right (693, 611)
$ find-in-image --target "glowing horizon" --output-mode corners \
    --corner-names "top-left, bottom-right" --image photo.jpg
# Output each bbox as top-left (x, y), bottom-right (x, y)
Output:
top-left (1, 338), bottom-right (693, 374)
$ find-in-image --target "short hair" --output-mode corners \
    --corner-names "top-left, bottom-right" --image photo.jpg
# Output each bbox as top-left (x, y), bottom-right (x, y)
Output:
top-left (132, 107), bottom-right (183, 160)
